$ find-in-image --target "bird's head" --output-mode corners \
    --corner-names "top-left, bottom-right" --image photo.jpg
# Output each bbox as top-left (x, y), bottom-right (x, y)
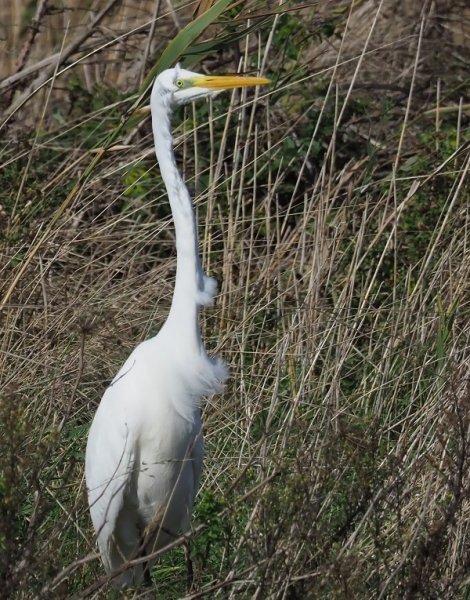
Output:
top-left (151, 65), bottom-right (270, 108)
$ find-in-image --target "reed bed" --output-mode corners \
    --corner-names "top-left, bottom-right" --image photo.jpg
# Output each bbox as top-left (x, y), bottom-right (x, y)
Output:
top-left (1, 1), bottom-right (469, 597)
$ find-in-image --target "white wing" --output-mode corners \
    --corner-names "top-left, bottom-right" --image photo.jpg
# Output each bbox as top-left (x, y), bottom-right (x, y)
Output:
top-left (85, 338), bottom-right (222, 586)
top-left (85, 390), bottom-right (140, 585)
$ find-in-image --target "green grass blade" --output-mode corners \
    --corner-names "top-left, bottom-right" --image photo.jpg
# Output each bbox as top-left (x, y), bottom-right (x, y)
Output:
top-left (180, 16), bottom-right (272, 68)
top-left (141, 0), bottom-right (232, 94)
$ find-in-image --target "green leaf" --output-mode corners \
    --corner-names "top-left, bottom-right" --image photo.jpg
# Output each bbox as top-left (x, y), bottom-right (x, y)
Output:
top-left (141, 0), bottom-right (232, 94)
top-left (180, 17), bottom-right (272, 68)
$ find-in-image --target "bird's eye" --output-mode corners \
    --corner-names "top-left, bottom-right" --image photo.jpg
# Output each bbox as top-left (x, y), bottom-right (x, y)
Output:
top-left (176, 79), bottom-right (184, 88)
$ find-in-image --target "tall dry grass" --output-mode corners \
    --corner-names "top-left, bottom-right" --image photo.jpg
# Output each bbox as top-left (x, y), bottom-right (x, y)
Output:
top-left (1, 0), bottom-right (469, 598)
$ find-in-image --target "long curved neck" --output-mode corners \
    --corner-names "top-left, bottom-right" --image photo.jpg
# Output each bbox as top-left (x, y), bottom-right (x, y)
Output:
top-left (152, 101), bottom-right (205, 353)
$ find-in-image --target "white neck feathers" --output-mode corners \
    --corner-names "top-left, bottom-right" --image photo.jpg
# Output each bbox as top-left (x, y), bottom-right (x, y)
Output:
top-left (151, 98), bottom-right (216, 353)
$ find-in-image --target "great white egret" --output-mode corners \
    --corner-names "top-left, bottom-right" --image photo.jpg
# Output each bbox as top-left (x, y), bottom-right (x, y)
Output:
top-left (85, 65), bottom-right (269, 587)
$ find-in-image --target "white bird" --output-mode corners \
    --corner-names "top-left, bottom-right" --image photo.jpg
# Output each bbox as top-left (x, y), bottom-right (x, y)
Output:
top-left (85, 65), bottom-right (269, 587)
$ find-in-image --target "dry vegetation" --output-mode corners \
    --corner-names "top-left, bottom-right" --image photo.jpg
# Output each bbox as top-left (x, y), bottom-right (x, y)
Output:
top-left (1, 0), bottom-right (469, 598)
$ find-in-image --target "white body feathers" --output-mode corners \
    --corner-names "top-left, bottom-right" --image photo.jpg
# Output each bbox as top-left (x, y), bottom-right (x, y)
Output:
top-left (85, 66), bottom-right (228, 587)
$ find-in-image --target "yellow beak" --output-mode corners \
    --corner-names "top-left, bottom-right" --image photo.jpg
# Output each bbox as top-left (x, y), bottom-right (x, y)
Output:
top-left (191, 74), bottom-right (270, 89)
